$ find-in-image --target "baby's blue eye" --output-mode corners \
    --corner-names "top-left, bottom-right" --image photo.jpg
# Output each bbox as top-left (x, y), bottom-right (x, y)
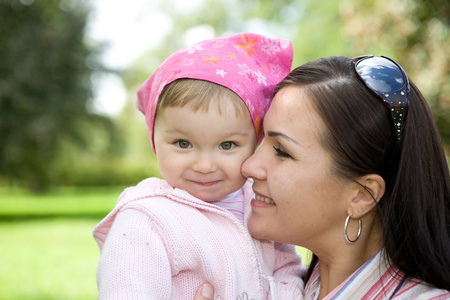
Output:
top-left (220, 142), bottom-right (235, 150)
top-left (176, 140), bottom-right (191, 149)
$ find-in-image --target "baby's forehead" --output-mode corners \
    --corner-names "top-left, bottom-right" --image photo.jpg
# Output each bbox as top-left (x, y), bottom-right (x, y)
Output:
top-left (163, 96), bottom-right (252, 120)
top-left (158, 79), bottom-right (250, 118)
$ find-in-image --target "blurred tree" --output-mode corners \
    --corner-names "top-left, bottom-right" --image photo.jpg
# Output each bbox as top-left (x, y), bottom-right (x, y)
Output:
top-left (341, 0), bottom-right (450, 144)
top-left (124, 0), bottom-right (347, 100)
top-left (0, 0), bottom-right (115, 191)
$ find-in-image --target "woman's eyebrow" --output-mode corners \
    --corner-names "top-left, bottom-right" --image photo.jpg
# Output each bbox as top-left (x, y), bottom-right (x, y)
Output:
top-left (267, 131), bottom-right (301, 146)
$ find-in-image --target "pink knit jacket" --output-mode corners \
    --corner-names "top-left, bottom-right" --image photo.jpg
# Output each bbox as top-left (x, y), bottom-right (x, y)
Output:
top-left (93, 178), bottom-right (305, 299)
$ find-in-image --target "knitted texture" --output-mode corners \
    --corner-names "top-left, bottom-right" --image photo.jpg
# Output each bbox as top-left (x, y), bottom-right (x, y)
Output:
top-left (93, 178), bottom-right (305, 299)
top-left (136, 32), bottom-right (293, 153)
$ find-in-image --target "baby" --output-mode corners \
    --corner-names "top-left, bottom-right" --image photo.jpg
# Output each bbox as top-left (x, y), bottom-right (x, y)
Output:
top-left (93, 33), bottom-right (304, 299)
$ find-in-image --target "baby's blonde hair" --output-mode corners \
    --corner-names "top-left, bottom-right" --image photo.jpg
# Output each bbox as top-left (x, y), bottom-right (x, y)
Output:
top-left (157, 79), bottom-right (248, 117)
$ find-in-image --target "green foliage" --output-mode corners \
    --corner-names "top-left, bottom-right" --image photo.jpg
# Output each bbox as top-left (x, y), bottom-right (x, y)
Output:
top-left (55, 155), bottom-right (161, 188)
top-left (0, 0), bottom-right (116, 191)
top-left (341, 0), bottom-right (450, 143)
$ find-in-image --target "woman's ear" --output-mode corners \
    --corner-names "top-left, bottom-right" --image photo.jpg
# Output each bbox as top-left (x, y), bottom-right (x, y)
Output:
top-left (347, 174), bottom-right (385, 219)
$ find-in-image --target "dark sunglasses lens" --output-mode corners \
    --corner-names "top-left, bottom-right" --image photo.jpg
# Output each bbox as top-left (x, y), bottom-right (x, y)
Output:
top-left (355, 57), bottom-right (405, 92)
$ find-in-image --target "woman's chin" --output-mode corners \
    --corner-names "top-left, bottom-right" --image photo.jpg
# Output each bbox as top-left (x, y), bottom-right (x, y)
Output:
top-left (247, 215), bottom-right (269, 240)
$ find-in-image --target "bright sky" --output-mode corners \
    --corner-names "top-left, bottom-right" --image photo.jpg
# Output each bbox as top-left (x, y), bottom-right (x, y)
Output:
top-left (86, 0), bottom-right (170, 116)
top-left (87, 0), bottom-right (173, 69)
top-left (86, 0), bottom-right (207, 116)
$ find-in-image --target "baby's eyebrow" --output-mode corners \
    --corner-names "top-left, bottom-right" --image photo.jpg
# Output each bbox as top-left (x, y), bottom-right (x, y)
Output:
top-left (223, 131), bottom-right (252, 137)
top-left (163, 127), bottom-right (190, 134)
top-left (164, 129), bottom-right (251, 138)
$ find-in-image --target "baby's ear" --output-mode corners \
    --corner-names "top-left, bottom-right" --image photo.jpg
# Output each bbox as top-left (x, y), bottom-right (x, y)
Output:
top-left (347, 174), bottom-right (385, 219)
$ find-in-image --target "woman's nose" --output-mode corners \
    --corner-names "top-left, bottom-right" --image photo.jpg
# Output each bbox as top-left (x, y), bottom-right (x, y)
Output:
top-left (192, 154), bottom-right (216, 173)
top-left (241, 147), bottom-right (266, 180)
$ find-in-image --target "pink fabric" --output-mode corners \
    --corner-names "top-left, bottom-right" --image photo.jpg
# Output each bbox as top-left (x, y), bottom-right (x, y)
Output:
top-left (93, 178), bottom-right (305, 299)
top-left (136, 33), bottom-right (293, 153)
top-left (210, 189), bottom-right (245, 225)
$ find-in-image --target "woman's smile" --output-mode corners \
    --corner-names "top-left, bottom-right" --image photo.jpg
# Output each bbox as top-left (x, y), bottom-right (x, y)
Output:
top-left (253, 193), bottom-right (276, 205)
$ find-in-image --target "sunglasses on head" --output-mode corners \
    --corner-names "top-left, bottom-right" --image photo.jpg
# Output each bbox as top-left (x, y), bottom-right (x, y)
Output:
top-left (354, 55), bottom-right (410, 141)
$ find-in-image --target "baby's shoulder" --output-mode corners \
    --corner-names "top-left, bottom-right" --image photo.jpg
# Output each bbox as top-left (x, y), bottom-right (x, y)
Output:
top-left (117, 177), bottom-right (173, 203)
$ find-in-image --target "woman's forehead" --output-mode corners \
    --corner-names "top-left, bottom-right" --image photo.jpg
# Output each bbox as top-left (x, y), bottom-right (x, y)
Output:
top-left (268, 87), bottom-right (314, 121)
top-left (265, 86), bottom-right (325, 140)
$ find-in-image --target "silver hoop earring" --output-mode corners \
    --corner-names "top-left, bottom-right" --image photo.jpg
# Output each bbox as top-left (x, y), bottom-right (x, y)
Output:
top-left (344, 214), bottom-right (362, 243)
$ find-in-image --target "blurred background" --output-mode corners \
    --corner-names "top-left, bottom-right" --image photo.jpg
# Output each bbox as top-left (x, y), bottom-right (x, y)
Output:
top-left (1, 0), bottom-right (449, 298)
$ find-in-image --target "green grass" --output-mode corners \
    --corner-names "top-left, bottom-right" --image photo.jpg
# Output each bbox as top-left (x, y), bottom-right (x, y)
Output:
top-left (0, 186), bottom-right (123, 300)
top-left (0, 186), bottom-right (124, 219)
top-left (0, 186), bottom-right (311, 299)
top-left (0, 219), bottom-right (100, 299)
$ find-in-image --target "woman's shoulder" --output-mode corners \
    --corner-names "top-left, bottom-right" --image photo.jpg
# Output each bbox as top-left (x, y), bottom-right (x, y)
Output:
top-left (395, 280), bottom-right (449, 300)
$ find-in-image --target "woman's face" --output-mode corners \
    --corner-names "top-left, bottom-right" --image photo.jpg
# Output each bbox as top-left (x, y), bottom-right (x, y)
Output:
top-left (242, 86), bottom-right (355, 251)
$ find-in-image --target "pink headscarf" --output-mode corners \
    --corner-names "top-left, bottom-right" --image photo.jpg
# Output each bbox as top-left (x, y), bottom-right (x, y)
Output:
top-left (137, 33), bottom-right (293, 153)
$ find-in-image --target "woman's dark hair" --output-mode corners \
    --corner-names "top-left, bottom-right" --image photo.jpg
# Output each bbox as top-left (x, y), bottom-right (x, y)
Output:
top-left (277, 56), bottom-right (450, 290)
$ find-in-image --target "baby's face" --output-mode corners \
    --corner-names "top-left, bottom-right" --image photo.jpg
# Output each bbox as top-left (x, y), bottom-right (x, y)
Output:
top-left (153, 98), bottom-right (257, 201)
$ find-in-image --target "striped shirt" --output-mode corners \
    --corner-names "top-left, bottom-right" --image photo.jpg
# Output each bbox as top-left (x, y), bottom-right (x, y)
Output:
top-left (305, 250), bottom-right (449, 300)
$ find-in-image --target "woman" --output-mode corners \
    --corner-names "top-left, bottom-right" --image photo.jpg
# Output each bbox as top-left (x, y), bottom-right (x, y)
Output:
top-left (195, 55), bottom-right (450, 299)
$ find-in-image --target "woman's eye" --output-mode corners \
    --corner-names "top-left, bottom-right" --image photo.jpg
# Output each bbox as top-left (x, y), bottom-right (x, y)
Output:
top-left (176, 140), bottom-right (191, 149)
top-left (220, 142), bottom-right (235, 150)
top-left (273, 146), bottom-right (291, 158)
